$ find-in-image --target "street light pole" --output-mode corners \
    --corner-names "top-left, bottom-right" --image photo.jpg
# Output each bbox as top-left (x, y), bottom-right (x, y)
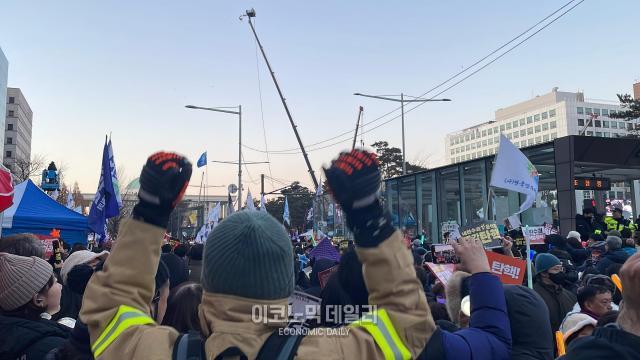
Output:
top-left (353, 93), bottom-right (451, 175)
top-left (185, 104), bottom-right (243, 211)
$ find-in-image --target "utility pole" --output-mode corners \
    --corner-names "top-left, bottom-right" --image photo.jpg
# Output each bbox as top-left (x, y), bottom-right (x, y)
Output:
top-left (352, 106), bottom-right (364, 150)
top-left (261, 174), bottom-right (265, 197)
top-left (242, 9), bottom-right (319, 189)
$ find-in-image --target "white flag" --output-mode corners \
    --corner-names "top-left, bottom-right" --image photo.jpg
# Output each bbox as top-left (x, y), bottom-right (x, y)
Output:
top-left (490, 135), bottom-right (539, 214)
top-left (50, 190), bottom-right (59, 201)
top-left (260, 194), bottom-right (267, 212)
top-left (66, 191), bottom-right (74, 209)
top-left (316, 183), bottom-right (323, 197)
top-left (246, 190), bottom-right (256, 211)
top-left (208, 202), bottom-right (221, 223)
top-left (283, 196), bottom-right (290, 225)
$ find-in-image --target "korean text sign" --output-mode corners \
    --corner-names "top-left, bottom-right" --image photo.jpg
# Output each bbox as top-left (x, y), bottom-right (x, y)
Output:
top-left (486, 251), bottom-right (526, 285)
top-left (460, 221), bottom-right (502, 249)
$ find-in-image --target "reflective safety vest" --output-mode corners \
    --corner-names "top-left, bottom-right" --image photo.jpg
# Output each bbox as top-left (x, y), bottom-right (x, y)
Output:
top-left (91, 305), bottom-right (155, 358)
top-left (604, 217), bottom-right (637, 232)
top-left (350, 308), bottom-right (411, 360)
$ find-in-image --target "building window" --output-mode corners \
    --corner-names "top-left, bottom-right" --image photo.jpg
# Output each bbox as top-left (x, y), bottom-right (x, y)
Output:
top-left (595, 131), bottom-right (602, 137)
top-left (585, 107), bottom-right (592, 114)
top-left (512, 120), bottom-right (518, 128)
top-left (5, 151), bottom-right (11, 158)
top-left (541, 112), bottom-right (548, 120)
top-left (620, 122), bottom-right (627, 129)
top-left (520, 129), bottom-right (526, 136)
top-left (494, 136), bottom-right (499, 143)
top-left (578, 118), bottom-right (585, 126)
top-left (534, 114), bottom-right (540, 122)
top-left (465, 134), bottom-right (470, 141)
top-left (603, 132), bottom-right (610, 138)
top-left (551, 132), bottom-right (558, 139)
top-left (483, 150), bottom-right (487, 156)
top-left (628, 123), bottom-right (634, 130)
top-left (527, 127), bottom-right (534, 135)
top-left (482, 140), bottom-right (487, 146)
top-left (543, 134), bottom-right (549, 141)
top-left (593, 108), bottom-right (601, 116)
top-left (527, 116), bottom-right (533, 124)
top-left (8, 97), bottom-right (14, 104)
top-left (611, 121), bottom-right (618, 129)
top-left (577, 107), bottom-right (584, 114)
top-left (7, 110), bottom-right (13, 117)
top-left (466, 145), bottom-right (470, 151)
top-left (513, 131), bottom-right (519, 139)
top-left (519, 118), bottom-right (525, 126)
top-left (488, 138), bottom-right (493, 145)
top-left (602, 109), bottom-right (609, 116)
top-left (487, 128), bottom-right (492, 135)
top-left (586, 131), bottom-right (593, 136)
top-left (550, 120), bottom-right (557, 129)
top-left (535, 125), bottom-right (541, 133)
top-left (528, 139), bottom-right (534, 145)
top-left (482, 130), bottom-right (487, 137)
top-left (549, 109), bottom-right (556, 117)
top-left (542, 123), bottom-right (549, 131)
top-left (494, 126), bottom-right (498, 133)
top-left (506, 123), bottom-right (512, 130)
top-left (450, 149), bottom-right (455, 155)
top-left (506, 134), bottom-right (512, 140)
top-left (603, 120), bottom-right (609, 128)
top-left (500, 125), bottom-right (505, 131)
top-left (6, 137), bottom-right (12, 145)
top-left (594, 120), bottom-right (601, 128)
top-left (610, 110), bottom-right (617, 116)
top-left (470, 132), bottom-right (475, 140)
top-left (6, 124), bottom-right (13, 131)
top-left (450, 139), bottom-right (454, 146)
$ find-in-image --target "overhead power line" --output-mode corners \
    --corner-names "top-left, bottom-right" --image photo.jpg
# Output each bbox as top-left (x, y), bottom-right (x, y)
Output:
top-left (243, 0), bottom-right (584, 155)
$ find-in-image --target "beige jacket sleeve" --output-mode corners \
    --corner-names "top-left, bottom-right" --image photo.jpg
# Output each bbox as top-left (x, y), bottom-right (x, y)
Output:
top-left (80, 219), bottom-right (178, 359)
top-left (299, 230), bottom-right (435, 359)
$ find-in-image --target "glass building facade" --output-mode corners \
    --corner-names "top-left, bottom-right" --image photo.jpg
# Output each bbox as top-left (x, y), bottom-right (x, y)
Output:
top-left (385, 136), bottom-right (640, 243)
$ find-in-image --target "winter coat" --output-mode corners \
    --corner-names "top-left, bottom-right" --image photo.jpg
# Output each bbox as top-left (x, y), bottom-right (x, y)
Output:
top-left (187, 258), bottom-right (202, 284)
top-left (559, 325), bottom-right (640, 360)
top-left (419, 272), bottom-right (512, 360)
top-left (503, 285), bottom-right (553, 360)
top-left (596, 249), bottom-right (630, 274)
top-left (80, 219), bottom-right (434, 359)
top-left (575, 214), bottom-right (604, 241)
top-left (533, 281), bottom-right (577, 333)
top-left (0, 315), bottom-right (70, 360)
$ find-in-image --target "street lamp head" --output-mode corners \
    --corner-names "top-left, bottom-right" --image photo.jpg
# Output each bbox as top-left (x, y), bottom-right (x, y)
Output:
top-left (442, 99), bottom-right (452, 102)
top-left (185, 105), bottom-right (197, 109)
top-left (353, 92), bottom-right (362, 96)
top-left (246, 8), bottom-right (256, 17)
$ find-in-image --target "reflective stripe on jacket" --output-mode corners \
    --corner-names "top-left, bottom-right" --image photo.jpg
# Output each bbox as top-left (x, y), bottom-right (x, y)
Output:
top-left (350, 308), bottom-right (411, 360)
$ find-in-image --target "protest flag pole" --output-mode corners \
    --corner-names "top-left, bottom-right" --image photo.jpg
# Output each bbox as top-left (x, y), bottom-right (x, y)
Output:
top-left (484, 187), bottom-right (493, 221)
top-left (525, 225), bottom-right (533, 289)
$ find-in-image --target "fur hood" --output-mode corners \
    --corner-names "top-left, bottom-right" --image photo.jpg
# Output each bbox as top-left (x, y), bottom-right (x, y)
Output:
top-left (444, 271), bottom-right (471, 326)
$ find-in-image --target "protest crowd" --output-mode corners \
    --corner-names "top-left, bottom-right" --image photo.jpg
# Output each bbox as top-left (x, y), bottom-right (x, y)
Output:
top-left (0, 149), bottom-right (639, 360)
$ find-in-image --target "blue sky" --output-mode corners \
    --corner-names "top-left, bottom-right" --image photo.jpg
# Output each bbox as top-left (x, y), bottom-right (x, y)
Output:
top-left (1, 0), bottom-right (638, 195)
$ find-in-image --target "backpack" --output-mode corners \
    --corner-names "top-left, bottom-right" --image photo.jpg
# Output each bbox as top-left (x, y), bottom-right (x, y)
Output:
top-left (173, 329), bottom-right (305, 360)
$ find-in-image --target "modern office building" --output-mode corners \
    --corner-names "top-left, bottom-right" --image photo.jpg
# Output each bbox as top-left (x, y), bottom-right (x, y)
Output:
top-left (0, 48), bottom-right (8, 158)
top-left (445, 88), bottom-right (637, 165)
top-left (634, 81), bottom-right (640, 100)
top-left (385, 136), bottom-right (640, 242)
top-left (4, 88), bottom-right (33, 170)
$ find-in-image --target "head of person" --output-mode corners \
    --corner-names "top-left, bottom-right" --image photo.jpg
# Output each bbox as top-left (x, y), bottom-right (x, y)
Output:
top-left (578, 285), bottom-right (613, 318)
top-left (612, 208), bottom-right (623, 219)
top-left (624, 238), bottom-right (636, 249)
top-left (535, 253), bottom-right (565, 285)
top-left (160, 253), bottom-right (189, 290)
top-left (161, 282), bottom-right (203, 333)
top-left (588, 233), bottom-right (604, 245)
top-left (443, 231), bottom-right (451, 242)
top-left (161, 244), bottom-right (173, 254)
top-left (173, 244), bottom-right (188, 259)
top-left (152, 259), bottom-right (170, 323)
top-left (567, 231), bottom-right (582, 243)
top-left (545, 234), bottom-right (568, 250)
top-left (0, 233), bottom-right (45, 258)
top-left (337, 247), bottom-right (368, 306)
top-left (0, 253), bottom-right (62, 320)
top-left (605, 236), bottom-right (623, 253)
top-left (188, 243), bottom-right (204, 261)
top-left (70, 243), bottom-right (86, 254)
top-left (202, 211), bottom-right (294, 301)
top-left (560, 312), bottom-right (597, 346)
top-left (583, 207), bottom-right (594, 219)
top-left (60, 250), bottom-right (109, 286)
top-left (504, 285), bottom-right (554, 359)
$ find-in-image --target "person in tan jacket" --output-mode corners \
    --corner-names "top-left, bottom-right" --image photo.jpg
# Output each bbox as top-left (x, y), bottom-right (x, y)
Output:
top-left (80, 150), bottom-right (492, 359)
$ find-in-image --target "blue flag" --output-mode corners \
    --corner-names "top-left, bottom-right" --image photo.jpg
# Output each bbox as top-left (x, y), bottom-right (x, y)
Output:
top-left (283, 196), bottom-right (290, 225)
top-left (88, 137), bottom-right (121, 240)
top-left (197, 152), bottom-right (207, 168)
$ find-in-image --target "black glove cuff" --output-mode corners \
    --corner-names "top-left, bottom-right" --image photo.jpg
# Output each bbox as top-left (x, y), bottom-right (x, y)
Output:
top-left (346, 200), bottom-right (396, 247)
top-left (132, 202), bottom-right (170, 229)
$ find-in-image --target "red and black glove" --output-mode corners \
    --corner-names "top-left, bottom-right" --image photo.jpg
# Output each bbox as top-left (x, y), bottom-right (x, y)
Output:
top-left (324, 150), bottom-right (394, 247)
top-left (133, 152), bottom-right (192, 228)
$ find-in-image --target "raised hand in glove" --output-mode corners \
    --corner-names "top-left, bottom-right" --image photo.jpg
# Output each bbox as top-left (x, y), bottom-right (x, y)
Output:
top-left (324, 149), bottom-right (394, 247)
top-left (132, 152), bottom-right (192, 228)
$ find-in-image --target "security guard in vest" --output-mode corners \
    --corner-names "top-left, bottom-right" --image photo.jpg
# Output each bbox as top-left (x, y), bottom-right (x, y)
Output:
top-left (605, 207), bottom-right (637, 233)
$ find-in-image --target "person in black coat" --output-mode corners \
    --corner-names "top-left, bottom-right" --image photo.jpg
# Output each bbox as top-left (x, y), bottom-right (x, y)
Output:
top-left (596, 236), bottom-right (629, 274)
top-left (575, 208), bottom-right (605, 241)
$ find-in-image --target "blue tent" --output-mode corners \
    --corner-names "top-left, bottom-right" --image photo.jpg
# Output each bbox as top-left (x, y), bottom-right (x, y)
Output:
top-left (2, 179), bottom-right (89, 245)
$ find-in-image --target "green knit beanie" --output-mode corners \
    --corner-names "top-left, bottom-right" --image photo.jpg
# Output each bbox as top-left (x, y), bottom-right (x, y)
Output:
top-left (202, 210), bottom-right (294, 300)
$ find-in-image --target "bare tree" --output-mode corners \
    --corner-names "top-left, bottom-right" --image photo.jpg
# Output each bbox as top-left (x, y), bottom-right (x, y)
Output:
top-left (9, 154), bottom-right (45, 183)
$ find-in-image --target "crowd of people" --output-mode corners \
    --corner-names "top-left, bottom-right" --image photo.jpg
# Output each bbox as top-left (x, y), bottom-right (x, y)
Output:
top-left (0, 149), bottom-right (639, 359)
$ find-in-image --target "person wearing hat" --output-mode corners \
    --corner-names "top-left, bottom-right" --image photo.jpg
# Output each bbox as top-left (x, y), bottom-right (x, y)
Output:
top-left (604, 207), bottom-right (637, 234)
top-left (559, 312), bottom-right (597, 347)
top-left (596, 235), bottom-right (630, 274)
top-left (575, 208), bottom-right (605, 241)
top-left (79, 150), bottom-right (505, 359)
top-left (533, 253), bottom-right (577, 334)
top-left (0, 252), bottom-right (69, 359)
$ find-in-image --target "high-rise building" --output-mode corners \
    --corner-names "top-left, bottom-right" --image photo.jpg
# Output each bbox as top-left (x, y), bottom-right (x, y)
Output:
top-left (0, 48), bottom-right (7, 158)
top-left (4, 88), bottom-right (33, 171)
top-left (634, 81), bottom-right (640, 100)
top-left (445, 87), bottom-right (637, 164)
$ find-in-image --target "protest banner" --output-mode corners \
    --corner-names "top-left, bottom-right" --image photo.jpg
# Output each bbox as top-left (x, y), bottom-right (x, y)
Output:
top-left (318, 264), bottom-right (338, 289)
top-left (424, 262), bottom-right (456, 287)
top-left (460, 221), bottom-right (502, 249)
top-left (486, 251), bottom-right (526, 285)
top-left (288, 290), bottom-right (321, 329)
top-left (441, 221), bottom-right (461, 240)
top-left (522, 225), bottom-right (558, 245)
